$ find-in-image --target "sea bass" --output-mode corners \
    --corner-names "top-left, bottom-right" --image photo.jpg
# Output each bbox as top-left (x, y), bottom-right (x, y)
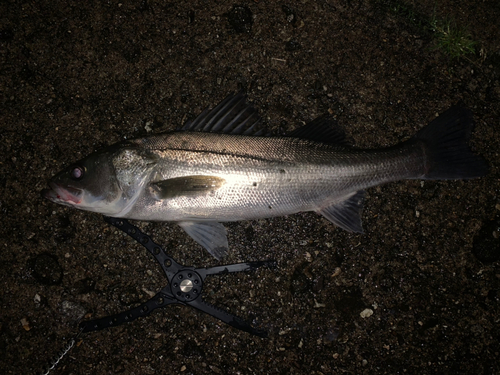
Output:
top-left (43, 92), bottom-right (488, 259)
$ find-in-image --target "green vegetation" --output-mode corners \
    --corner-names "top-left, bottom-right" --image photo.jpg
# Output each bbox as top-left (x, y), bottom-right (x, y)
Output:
top-left (372, 0), bottom-right (477, 59)
top-left (430, 17), bottom-right (476, 59)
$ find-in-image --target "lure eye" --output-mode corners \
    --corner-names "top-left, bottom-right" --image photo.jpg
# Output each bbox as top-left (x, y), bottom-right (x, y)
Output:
top-left (70, 166), bottom-right (84, 180)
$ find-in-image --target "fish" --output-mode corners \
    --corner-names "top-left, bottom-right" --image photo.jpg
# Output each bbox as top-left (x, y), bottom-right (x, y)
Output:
top-left (43, 92), bottom-right (488, 259)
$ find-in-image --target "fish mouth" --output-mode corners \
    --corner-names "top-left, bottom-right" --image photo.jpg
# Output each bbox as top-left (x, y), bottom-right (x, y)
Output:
top-left (42, 182), bottom-right (82, 205)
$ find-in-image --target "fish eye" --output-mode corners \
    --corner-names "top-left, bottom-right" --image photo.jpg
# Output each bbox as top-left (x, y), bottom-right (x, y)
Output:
top-left (70, 165), bottom-right (85, 180)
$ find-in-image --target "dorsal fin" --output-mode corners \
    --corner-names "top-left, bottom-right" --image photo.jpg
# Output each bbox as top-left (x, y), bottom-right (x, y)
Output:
top-left (288, 116), bottom-right (347, 145)
top-left (182, 91), bottom-right (262, 135)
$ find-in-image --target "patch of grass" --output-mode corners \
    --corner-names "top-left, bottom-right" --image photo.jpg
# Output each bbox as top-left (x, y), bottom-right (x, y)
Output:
top-left (430, 17), bottom-right (476, 59)
top-left (372, 0), bottom-right (477, 59)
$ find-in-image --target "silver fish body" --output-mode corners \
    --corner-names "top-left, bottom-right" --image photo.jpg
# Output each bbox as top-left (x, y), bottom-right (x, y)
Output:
top-left (43, 92), bottom-right (488, 259)
top-left (123, 132), bottom-right (424, 221)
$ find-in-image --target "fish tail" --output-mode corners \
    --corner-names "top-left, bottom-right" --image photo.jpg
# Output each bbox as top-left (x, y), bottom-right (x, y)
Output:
top-left (415, 106), bottom-right (488, 180)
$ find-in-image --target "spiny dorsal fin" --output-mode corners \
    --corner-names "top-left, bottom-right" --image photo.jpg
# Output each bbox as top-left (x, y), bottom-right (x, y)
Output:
top-left (288, 116), bottom-right (347, 145)
top-left (182, 92), bottom-right (262, 135)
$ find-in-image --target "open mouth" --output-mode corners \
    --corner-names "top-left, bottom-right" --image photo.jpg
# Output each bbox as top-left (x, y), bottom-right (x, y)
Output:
top-left (42, 182), bottom-right (82, 205)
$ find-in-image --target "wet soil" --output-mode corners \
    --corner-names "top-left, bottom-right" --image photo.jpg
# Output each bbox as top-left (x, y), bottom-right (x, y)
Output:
top-left (1, 1), bottom-right (499, 374)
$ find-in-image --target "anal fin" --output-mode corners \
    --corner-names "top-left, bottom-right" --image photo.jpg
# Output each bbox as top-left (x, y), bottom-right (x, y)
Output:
top-left (317, 191), bottom-right (365, 233)
top-left (178, 221), bottom-right (229, 260)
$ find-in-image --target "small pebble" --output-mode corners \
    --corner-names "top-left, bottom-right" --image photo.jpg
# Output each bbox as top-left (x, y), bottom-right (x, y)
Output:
top-left (331, 267), bottom-right (341, 277)
top-left (20, 318), bottom-right (31, 331)
top-left (360, 308), bottom-right (374, 318)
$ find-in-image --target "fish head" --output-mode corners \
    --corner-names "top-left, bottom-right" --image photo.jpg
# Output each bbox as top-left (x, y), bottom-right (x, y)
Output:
top-left (43, 149), bottom-right (126, 215)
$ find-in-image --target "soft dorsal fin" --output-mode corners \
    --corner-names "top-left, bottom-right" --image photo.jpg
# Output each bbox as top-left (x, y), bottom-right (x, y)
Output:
top-left (182, 91), bottom-right (262, 135)
top-left (288, 116), bottom-right (347, 145)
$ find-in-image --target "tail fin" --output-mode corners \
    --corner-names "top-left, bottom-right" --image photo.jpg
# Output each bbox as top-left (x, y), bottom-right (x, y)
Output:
top-left (415, 106), bottom-right (488, 180)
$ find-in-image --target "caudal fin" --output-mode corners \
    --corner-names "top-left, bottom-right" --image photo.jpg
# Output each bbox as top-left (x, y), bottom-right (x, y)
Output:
top-left (415, 106), bottom-right (488, 180)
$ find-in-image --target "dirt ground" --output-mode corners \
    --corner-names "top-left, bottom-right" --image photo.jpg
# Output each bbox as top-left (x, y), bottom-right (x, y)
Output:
top-left (1, 1), bottom-right (499, 374)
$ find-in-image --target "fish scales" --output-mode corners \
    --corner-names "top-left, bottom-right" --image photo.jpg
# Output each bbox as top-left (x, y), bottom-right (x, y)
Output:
top-left (125, 132), bottom-right (426, 222)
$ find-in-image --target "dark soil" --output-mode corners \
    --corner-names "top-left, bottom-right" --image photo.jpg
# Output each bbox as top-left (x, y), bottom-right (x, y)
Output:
top-left (1, 1), bottom-right (499, 374)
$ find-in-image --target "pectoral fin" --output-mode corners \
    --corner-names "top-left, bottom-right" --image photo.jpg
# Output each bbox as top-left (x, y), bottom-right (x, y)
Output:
top-left (150, 175), bottom-right (226, 200)
top-left (178, 221), bottom-right (229, 260)
top-left (317, 191), bottom-right (365, 233)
